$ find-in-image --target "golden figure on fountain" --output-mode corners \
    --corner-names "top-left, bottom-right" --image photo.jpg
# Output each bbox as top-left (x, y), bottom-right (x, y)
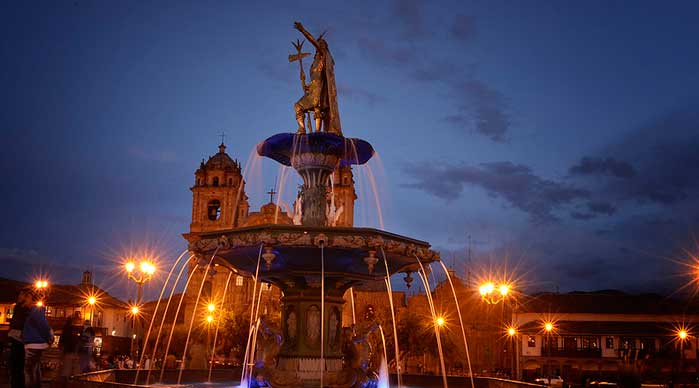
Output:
top-left (291, 21), bottom-right (342, 136)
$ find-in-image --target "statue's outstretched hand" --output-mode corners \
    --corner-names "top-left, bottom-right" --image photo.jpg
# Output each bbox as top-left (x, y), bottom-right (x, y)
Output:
top-left (294, 21), bottom-right (304, 31)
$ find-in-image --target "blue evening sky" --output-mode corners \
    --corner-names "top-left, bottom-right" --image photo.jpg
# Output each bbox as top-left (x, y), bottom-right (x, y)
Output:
top-left (2, 1), bottom-right (699, 299)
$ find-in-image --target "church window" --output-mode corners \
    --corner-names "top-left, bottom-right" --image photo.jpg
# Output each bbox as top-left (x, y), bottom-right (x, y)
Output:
top-left (228, 178), bottom-right (233, 186)
top-left (343, 177), bottom-right (349, 185)
top-left (236, 275), bottom-right (244, 286)
top-left (213, 177), bottom-right (219, 187)
top-left (207, 200), bottom-right (221, 221)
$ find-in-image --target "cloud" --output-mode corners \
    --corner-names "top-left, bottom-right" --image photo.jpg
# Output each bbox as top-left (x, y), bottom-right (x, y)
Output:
top-left (391, 0), bottom-right (426, 39)
top-left (570, 109), bottom-right (699, 206)
top-left (450, 15), bottom-right (476, 42)
top-left (337, 83), bottom-right (385, 105)
top-left (587, 201), bottom-right (616, 215)
top-left (446, 80), bottom-right (510, 143)
top-left (569, 157), bottom-right (636, 178)
top-left (402, 161), bottom-right (588, 222)
top-left (357, 37), bottom-right (413, 66)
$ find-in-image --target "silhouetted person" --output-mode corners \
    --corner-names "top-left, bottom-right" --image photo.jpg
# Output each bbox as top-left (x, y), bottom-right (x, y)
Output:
top-left (8, 287), bottom-right (34, 388)
top-left (23, 298), bottom-right (54, 388)
top-left (59, 315), bottom-right (81, 385)
top-left (79, 320), bottom-right (95, 372)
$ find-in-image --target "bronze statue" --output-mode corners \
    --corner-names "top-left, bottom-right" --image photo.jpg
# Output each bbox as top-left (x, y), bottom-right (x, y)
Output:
top-left (292, 21), bottom-right (342, 136)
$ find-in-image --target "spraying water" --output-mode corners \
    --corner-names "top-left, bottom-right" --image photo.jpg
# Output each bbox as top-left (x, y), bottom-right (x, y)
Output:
top-left (159, 263), bottom-right (201, 383)
top-left (134, 249), bottom-right (190, 384)
top-left (415, 255), bottom-right (448, 388)
top-left (178, 247), bottom-right (220, 384)
top-left (380, 247), bottom-right (402, 388)
top-left (240, 244), bottom-right (264, 385)
top-left (438, 261), bottom-right (475, 388)
top-left (208, 271), bottom-right (233, 381)
top-left (146, 256), bottom-right (193, 384)
top-left (377, 356), bottom-right (389, 388)
top-left (320, 243), bottom-right (325, 388)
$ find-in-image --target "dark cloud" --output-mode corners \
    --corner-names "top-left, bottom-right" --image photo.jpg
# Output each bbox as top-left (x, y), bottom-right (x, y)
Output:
top-left (446, 80), bottom-right (510, 143)
top-left (337, 83), bottom-right (385, 105)
top-left (402, 161), bottom-right (588, 222)
top-left (392, 0), bottom-right (426, 39)
top-left (569, 157), bottom-right (636, 178)
top-left (570, 211), bottom-right (595, 220)
top-left (572, 109), bottom-right (699, 206)
top-left (587, 201), bottom-right (616, 216)
top-left (450, 15), bottom-right (476, 42)
top-left (357, 37), bottom-right (413, 66)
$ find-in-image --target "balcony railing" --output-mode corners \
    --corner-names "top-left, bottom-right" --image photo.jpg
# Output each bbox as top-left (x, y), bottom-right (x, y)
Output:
top-left (541, 348), bottom-right (602, 358)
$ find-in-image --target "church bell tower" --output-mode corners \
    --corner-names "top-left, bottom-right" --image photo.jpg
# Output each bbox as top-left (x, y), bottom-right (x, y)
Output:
top-left (189, 142), bottom-right (249, 233)
top-left (331, 166), bottom-right (357, 227)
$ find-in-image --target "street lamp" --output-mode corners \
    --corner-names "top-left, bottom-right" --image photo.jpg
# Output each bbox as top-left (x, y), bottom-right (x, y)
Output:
top-left (129, 304), bottom-right (141, 356)
top-left (124, 257), bottom-right (156, 356)
top-left (506, 326), bottom-right (520, 379)
top-left (542, 321), bottom-right (556, 375)
top-left (436, 316), bottom-right (446, 327)
top-left (87, 295), bottom-right (97, 326)
top-left (479, 281), bottom-right (512, 305)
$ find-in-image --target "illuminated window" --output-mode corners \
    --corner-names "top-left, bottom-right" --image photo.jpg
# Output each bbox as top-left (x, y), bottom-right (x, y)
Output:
top-left (527, 336), bottom-right (536, 347)
top-left (236, 276), bottom-right (244, 286)
top-left (208, 200), bottom-right (221, 221)
top-left (606, 337), bottom-right (614, 349)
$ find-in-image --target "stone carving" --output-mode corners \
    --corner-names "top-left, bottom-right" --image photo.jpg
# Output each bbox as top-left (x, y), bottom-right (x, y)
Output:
top-left (330, 235), bottom-right (366, 248)
top-left (306, 305), bottom-right (321, 345)
top-left (329, 307), bottom-right (341, 349)
top-left (286, 307), bottom-right (297, 346)
top-left (277, 232), bottom-right (312, 246)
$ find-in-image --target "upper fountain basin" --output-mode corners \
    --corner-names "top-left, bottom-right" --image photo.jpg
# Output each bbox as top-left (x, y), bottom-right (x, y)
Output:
top-left (256, 132), bottom-right (375, 167)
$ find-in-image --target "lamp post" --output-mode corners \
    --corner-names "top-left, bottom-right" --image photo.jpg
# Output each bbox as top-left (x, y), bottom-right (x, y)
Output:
top-left (478, 280), bottom-right (513, 372)
top-left (543, 321), bottom-right (555, 376)
top-left (677, 328), bottom-right (689, 377)
top-left (87, 296), bottom-right (97, 326)
top-left (124, 259), bottom-right (156, 356)
top-left (507, 326), bottom-right (520, 380)
top-left (207, 303), bottom-right (215, 361)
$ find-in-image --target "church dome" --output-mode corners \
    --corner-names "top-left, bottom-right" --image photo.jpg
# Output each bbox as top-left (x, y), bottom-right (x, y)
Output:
top-left (203, 143), bottom-right (241, 172)
top-left (241, 202), bottom-right (293, 227)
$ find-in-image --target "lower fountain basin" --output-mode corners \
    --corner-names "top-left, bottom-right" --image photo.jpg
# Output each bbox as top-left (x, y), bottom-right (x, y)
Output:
top-left (186, 224), bottom-right (440, 289)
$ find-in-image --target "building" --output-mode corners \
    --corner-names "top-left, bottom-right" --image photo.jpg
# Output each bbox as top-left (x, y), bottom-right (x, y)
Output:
top-left (0, 272), bottom-right (131, 355)
top-left (514, 291), bottom-right (699, 383)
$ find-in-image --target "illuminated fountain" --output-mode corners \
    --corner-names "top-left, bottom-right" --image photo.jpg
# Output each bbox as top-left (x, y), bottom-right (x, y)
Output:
top-left (184, 22), bottom-right (441, 387)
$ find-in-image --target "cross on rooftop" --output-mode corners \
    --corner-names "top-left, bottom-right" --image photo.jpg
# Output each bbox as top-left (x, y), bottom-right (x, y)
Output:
top-left (267, 187), bottom-right (277, 203)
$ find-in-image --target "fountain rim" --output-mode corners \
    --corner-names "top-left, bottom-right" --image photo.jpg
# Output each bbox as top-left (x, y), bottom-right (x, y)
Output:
top-left (256, 132), bottom-right (375, 167)
top-left (191, 224), bottom-right (433, 247)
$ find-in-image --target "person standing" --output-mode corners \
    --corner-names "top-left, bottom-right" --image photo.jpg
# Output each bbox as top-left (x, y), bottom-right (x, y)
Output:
top-left (59, 315), bottom-right (80, 386)
top-left (8, 288), bottom-right (33, 388)
top-left (78, 321), bottom-right (95, 373)
top-left (22, 297), bottom-right (54, 388)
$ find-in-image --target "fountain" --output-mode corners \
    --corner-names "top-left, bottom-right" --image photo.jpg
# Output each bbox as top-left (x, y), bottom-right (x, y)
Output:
top-left (183, 21), bottom-right (440, 387)
top-left (70, 21), bottom-right (456, 388)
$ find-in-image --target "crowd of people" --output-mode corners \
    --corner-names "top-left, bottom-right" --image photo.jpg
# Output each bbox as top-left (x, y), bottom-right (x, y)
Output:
top-left (6, 286), bottom-right (104, 388)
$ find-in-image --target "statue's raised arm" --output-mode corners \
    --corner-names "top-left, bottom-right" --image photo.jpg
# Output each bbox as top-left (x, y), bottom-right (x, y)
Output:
top-left (294, 22), bottom-right (319, 48)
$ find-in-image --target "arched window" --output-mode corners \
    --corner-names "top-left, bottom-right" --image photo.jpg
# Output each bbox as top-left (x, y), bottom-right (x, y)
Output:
top-left (228, 178), bottom-right (233, 186)
top-left (212, 177), bottom-right (219, 187)
top-left (197, 178), bottom-right (202, 186)
top-left (207, 200), bottom-right (221, 221)
top-left (343, 177), bottom-right (350, 185)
